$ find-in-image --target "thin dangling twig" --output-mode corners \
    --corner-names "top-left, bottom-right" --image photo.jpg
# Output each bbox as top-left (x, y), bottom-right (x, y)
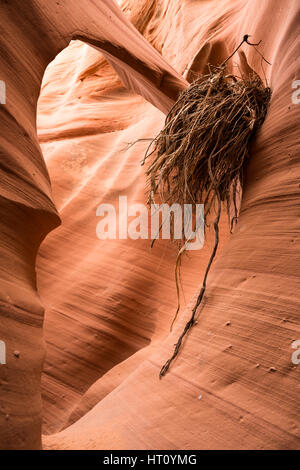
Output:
top-left (222, 34), bottom-right (271, 67)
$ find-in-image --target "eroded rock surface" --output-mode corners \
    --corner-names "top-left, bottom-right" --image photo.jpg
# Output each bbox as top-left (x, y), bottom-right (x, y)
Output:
top-left (0, 0), bottom-right (299, 450)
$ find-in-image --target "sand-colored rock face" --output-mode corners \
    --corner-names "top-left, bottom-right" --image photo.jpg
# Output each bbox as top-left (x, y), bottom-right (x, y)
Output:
top-left (0, 0), bottom-right (299, 450)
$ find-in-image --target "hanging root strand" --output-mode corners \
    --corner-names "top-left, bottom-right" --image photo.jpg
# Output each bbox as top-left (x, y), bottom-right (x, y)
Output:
top-left (160, 192), bottom-right (221, 378)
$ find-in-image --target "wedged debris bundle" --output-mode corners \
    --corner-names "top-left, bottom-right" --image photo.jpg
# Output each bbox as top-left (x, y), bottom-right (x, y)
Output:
top-left (142, 55), bottom-right (271, 378)
top-left (144, 65), bottom-right (271, 227)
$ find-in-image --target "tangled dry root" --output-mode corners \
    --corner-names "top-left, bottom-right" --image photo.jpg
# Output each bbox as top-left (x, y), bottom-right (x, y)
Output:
top-left (142, 51), bottom-right (271, 378)
top-left (144, 66), bottom-right (271, 223)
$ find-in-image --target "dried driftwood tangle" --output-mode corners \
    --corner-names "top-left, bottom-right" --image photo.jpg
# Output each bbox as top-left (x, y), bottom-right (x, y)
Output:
top-left (142, 37), bottom-right (271, 378)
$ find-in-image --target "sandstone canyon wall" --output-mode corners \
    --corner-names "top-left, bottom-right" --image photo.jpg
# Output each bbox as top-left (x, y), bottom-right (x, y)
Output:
top-left (0, 0), bottom-right (189, 449)
top-left (0, 0), bottom-right (299, 450)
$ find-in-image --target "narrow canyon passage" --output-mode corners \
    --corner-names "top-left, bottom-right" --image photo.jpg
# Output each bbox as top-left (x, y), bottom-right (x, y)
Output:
top-left (36, 39), bottom-right (217, 434)
top-left (0, 0), bottom-right (299, 450)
